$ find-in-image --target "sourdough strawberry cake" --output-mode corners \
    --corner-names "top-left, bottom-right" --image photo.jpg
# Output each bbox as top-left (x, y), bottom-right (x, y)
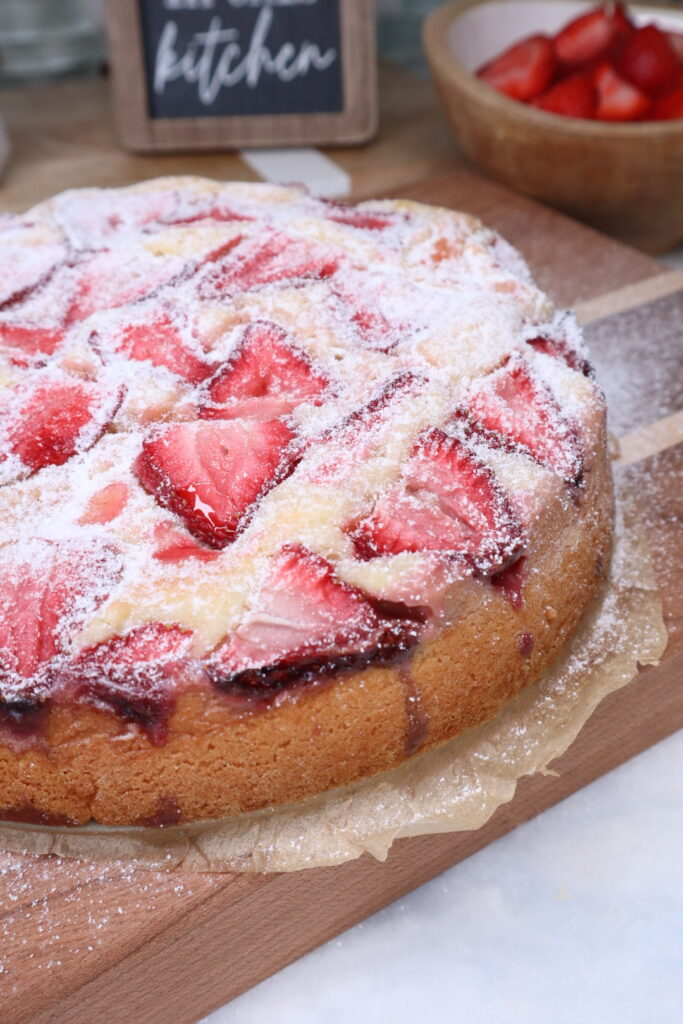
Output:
top-left (0, 177), bottom-right (612, 827)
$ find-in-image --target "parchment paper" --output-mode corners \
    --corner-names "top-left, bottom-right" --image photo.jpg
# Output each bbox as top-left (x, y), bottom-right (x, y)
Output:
top-left (0, 482), bottom-right (667, 873)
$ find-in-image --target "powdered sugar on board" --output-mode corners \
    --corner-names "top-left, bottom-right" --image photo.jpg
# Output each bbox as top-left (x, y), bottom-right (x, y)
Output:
top-left (0, 176), bottom-right (606, 729)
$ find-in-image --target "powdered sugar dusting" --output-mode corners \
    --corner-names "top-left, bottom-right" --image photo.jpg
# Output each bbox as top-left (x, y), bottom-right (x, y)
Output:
top-left (0, 177), bottom-right (604, 728)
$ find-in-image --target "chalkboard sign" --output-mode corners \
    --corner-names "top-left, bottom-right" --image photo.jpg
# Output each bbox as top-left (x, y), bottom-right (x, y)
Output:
top-left (105, 0), bottom-right (376, 152)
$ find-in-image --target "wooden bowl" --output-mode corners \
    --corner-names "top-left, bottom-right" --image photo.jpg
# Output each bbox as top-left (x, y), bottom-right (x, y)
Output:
top-left (424, 0), bottom-right (683, 252)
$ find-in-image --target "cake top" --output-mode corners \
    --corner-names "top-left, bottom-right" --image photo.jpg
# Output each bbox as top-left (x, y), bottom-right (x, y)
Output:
top-left (0, 177), bottom-right (599, 740)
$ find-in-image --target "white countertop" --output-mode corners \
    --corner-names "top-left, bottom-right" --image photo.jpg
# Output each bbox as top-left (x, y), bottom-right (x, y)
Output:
top-left (204, 248), bottom-right (683, 1024)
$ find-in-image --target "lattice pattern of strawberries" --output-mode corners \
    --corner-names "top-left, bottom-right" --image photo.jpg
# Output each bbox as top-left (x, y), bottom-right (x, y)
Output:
top-left (0, 179), bottom-right (603, 739)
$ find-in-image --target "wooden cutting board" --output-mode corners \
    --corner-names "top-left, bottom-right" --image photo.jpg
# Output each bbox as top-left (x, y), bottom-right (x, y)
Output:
top-left (2, 168), bottom-right (682, 1024)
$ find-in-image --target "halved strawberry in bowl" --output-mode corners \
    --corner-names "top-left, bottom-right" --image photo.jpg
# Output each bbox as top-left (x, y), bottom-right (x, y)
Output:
top-left (349, 428), bottom-right (522, 576)
top-left (535, 72), bottom-right (598, 118)
top-left (0, 369), bottom-right (123, 483)
top-left (616, 24), bottom-right (680, 96)
top-left (652, 83), bottom-right (683, 120)
top-left (477, 34), bottom-right (558, 101)
top-left (198, 320), bottom-right (330, 421)
top-left (208, 544), bottom-right (428, 691)
top-left (463, 355), bottom-right (583, 485)
top-left (593, 59), bottom-right (651, 120)
top-left (134, 417), bottom-right (299, 548)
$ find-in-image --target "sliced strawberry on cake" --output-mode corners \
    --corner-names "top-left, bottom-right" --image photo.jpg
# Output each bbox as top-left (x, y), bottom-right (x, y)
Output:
top-left (134, 417), bottom-right (298, 548)
top-left (198, 230), bottom-right (339, 300)
top-left (198, 320), bottom-right (329, 420)
top-left (350, 428), bottom-right (522, 575)
top-left (67, 249), bottom-right (185, 324)
top-left (79, 482), bottom-right (130, 526)
top-left (526, 332), bottom-right (592, 376)
top-left (322, 202), bottom-right (398, 231)
top-left (93, 311), bottom-right (213, 384)
top-left (0, 369), bottom-right (123, 483)
top-left (0, 322), bottom-right (65, 365)
top-left (65, 623), bottom-right (194, 744)
top-left (463, 355), bottom-right (583, 485)
top-left (208, 544), bottom-right (428, 690)
top-left (0, 538), bottom-right (121, 713)
top-left (151, 522), bottom-right (220, 563)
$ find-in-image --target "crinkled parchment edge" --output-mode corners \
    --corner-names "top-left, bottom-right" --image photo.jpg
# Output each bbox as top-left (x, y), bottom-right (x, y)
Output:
top-left (0, 482), bottom-right (667, 873)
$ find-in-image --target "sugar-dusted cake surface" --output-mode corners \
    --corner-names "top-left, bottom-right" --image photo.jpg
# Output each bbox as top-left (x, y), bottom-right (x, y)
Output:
top-left (0, 178), bottom-right (612, 826)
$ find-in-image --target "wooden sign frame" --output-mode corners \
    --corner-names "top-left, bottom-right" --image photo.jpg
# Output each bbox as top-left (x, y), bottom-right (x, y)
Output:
top-left (104, 0), bottom-right (377, 153)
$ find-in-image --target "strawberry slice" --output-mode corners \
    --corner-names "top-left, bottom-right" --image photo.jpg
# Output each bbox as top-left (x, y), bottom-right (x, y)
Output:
top-left (323, 203), bottom-right (397, 231)
top-left (79, 482), bottom-right (129, 525)
top-left (66, 623), bottom-right (194, 744)
top-left (350, 428), bottom-right (522, 575)
top-left (477, 35), bottom-right (557, 101)
top-left (535, 72), bottom-right (598, 118)
top-left (208, 544), bottom-right (428, 690)
top-left (0, 371), bottom-right (123, 482)
top-left (134, 418), bottom-right (298, 548)
top-left (199, 321), bottom-right (329, 421)
top-left (616, 25), bottom-right (680, 96)
top-left (526, 334), bottom-right (592, 376)
top-left (96, 313), bottom-right (212, 384)
top-left (0, 323), bottom-right (65, 363)
top-left (152, 522), bottom-right (220, 563)
top-left (593, 59), bottom-right (651, 120)
top-left (198, 231), bottom-right (339, 300)
top-left (554, 4), bottom-right (633, 67)
top-left (0, 538), bottom-right (121, 690)
top-left (0, 237), bottom-right (66, 310)
top-left (67, 250), bottom-right (184, 324)
top-left (652, 83), bottom-right (683, 119)
top-left (668, 32), bottom-right (683, 63)
top-left (464, 355), bottom-right (583, 484)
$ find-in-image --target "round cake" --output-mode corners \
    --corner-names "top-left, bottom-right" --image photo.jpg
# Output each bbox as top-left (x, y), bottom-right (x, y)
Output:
top-left (0, 177), bottom-right (612, 827)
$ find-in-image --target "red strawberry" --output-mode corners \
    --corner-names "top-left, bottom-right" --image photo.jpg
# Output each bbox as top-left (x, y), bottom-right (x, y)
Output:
top-left (308, 371), bottom-right (424, 484)
top-left (0, 323), bottom-right (64, 361)
top-left (668, 32), bottom-right (683, 63)
top-left (67, 251), bottom-right (184, 324)
top-left (616, 25), bottom-right (679, 96)
top-left (535, 73), bottom-right (598, 118)
top-left (592, 59), bottom-right (651, 119)
top-left (199, 321), bottom-right (329, 421)
top-left (0, 371), bottom-right (123, 482)
top-left (66, 623), bottom-right (193, 744)
top-left (0, 538), bottom-right (121, 688)
top-left (554, 4), bottom-right (633, 67)
top-left (652, 83), bottom-right (683, 119)
top-left (350, 428), bottom-right (522, 575)
top-left (526, 334), bottom-right (592, 376)
top-left (323, 203), bottom-right (396, 231)
top-left (464, 355), bottom-right (583, 484)
top-left (79, 482), bottom-right (129, 525)
top-left (477, 34), bottom-right (557, 101)
top-left (198, 231), bottom-right (339, 300)
top-left (152, 522), bottom-right (220, 563)
top-left (208, 544), bottom-right (427, 690)
top-left (97, 313), bottom-right (212, 384)
top-left (134, 418), bottom-right (298, 548)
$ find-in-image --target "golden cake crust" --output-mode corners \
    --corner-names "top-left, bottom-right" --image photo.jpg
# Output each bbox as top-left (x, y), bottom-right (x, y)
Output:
top-left (0, 177), bottom-right (613, 826)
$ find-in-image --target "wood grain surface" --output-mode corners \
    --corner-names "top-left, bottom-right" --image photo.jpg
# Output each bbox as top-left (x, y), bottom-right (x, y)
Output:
top-left (0, 71), bottom-right (682, 1024)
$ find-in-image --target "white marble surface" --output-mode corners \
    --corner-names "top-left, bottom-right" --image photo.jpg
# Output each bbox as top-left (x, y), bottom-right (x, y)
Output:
top-left (204, 729), bottom-right (683, 1024)
top-left (203, 246), bottom-right (683, 1024)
